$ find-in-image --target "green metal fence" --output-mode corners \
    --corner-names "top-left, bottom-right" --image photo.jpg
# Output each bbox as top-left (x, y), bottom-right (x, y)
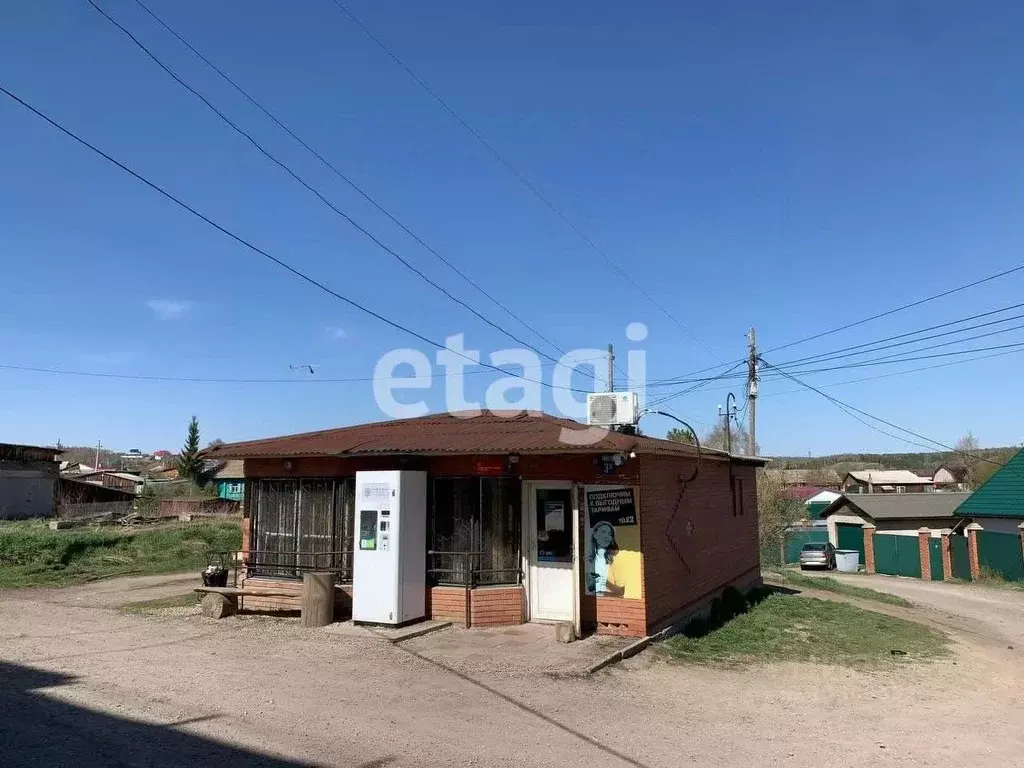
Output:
top-left (977, 530), bottom-right (1024, 581)
top-left (873, 533), bottom-right (921, 578)
top-left (783, 528), bottom-right (829, 564)
top-left (928, 538), bottom-right (944, 581)
top-left (950, 535), bottom-right (972, 581)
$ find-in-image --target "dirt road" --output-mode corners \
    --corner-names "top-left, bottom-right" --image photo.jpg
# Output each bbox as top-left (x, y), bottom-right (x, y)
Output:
top-left (1, 573), bottom-right (1022, 767)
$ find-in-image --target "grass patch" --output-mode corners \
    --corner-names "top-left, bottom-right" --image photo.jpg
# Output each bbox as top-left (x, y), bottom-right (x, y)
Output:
top-left (0, 518), bottom-right (241, 588)
top-left (772, 570), bottom-right (913, 607)
top-left (665, 594), bottom-right (948, 667)
top-left (119, 593), bottom-right (199, 615)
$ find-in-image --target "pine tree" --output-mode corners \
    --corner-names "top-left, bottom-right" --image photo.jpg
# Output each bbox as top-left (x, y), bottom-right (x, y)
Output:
top-left (178, 416), bottom-right (203, 481)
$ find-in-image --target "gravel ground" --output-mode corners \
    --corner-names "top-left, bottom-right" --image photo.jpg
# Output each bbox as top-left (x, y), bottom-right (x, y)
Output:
top-left (1, 573), bottom-right (1022, 767)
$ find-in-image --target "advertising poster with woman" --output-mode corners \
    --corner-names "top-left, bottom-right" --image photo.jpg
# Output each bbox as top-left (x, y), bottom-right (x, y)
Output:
top-left (585, 487), bottom-right (641, 599)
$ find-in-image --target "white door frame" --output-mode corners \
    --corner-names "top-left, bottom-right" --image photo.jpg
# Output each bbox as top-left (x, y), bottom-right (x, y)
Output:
top-left (522, 480), bottom-right (578, 624)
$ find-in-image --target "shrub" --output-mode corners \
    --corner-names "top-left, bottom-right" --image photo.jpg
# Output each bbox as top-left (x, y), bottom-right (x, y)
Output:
top-left (721, 586), bottom-right (748, 618)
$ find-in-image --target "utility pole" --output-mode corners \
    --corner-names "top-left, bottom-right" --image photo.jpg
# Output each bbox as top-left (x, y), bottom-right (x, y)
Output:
top-left (747, 327), bottom-right (758, 455)
top-left (94, 440), bottom-right (102, 469)
top-left (607, 343), bottom-right (614, 393)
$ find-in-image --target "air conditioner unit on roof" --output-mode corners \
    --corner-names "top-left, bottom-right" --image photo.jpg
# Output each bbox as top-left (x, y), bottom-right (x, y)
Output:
top-left (587, 391), bottom-right (639, 427)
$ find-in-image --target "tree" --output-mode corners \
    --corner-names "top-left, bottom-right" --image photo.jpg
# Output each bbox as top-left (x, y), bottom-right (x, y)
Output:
top-left (954, 431), bottom-right (987, 490)
top-left (701, 421), bottom-right (754, 455)
top-left (177, 416), bottom-right (203, 481)
top-left (206, 438), bottom-right (225, 449)
top-left (668, 420), bottom-right (756, 454)
top-left (756, 468), bottom-right (806, 566)
top-left (666, 427), bottom-right (696, 444)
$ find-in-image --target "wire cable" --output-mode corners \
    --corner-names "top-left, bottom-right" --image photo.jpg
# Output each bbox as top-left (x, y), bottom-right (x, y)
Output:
top-left (0, 357), bottom-right (601, 385)
top-left (328, 0), bottom-right (720, 362)
top-left (0, 83), bottom-right (595, 395)
top-left (768, 338), bottom-right (1024, 377)
top-left (763, 264), bottom-right (1024, 355)
top-left (127, 0), bottom-right (582, 370)
top-left (759, 358), bottom-right (1006, 467)
top-left (88, 1), bottom-right (602, 382)
top-left (759, 346), bottom-right (1024, 399)
top-left (644, 361), bottom-right (747, 409)
top-left (770, 301), bottom-right (1024, 370)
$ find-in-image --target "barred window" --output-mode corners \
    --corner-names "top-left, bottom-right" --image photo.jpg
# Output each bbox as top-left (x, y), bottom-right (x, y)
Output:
top-left (249, 477), bottom-right (354, 581)
top-left (430, 477), bottom-right (521, 586)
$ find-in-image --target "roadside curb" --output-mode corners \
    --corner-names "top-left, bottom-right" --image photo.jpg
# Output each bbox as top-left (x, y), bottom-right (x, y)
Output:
top-left (586, 623), bottom-right (684, 674)
top-left (374, 620), bottom-right (453, 644)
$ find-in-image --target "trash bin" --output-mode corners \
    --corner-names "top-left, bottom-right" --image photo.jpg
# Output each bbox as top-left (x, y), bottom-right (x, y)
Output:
top-left (835, 550), bottom-right (860, 573)
top-left (201, 565), bottom-right (229, 587)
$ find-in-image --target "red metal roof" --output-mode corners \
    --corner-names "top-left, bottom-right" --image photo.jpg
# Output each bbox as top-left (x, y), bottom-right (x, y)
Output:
top-left (782, 486), bottom-right (828, 502)
top-left (204, 410), bottom-right (760, 463)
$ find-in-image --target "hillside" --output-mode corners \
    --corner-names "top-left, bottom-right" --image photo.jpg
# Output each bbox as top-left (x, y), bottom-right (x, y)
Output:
top-left (770, 446), bottom-right (1019, 472)
top-left (56, 445), bottom-right (124, 467)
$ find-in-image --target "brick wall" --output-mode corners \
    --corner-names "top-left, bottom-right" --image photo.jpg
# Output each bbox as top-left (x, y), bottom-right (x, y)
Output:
top-left (240, 513), bottom-right (250, 555)
top-left (426, 586), bottom-right (469, 624)
top-left (237, 582), bottom-right (521, 628)
top-left (638, 456), bottom-right (761, 634)
top-left (580, 596), bottom-right (646, 637)
top-left (918, 529), bottom-right (932, 581)
top-left (468, 586), bottom-right (524, 627)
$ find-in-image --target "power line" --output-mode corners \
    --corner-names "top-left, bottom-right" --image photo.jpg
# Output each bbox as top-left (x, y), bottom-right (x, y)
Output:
top-left (652, 335), bottom-right (1024, 403)
top-left (645, 361), bottom-right (747, 409)
top-left (87, 1), bottom-right (598, 381)
top-left (328, 0), bottom-right (720, 362)
top-left (771, 301), bottom-right (1024, 370)
top-left (0, 358), bottom-right (601, 385)
top-left (127, 0), bottom-right (579, 370)
top-left (760, 345), bottom-right (1024, 399)
top-left (651, 301), bottom-right (1024, 388)
top-left (642, 339), bottom-right (1024, 405)
top-left (0, 83), bottom-right (594, 395)
top-left (763, 263), bottom-right (1024, 355)
top-left (775, 338), bottom-right (1024, 377)
top-left (759, 358), bottom-right (1006, 467)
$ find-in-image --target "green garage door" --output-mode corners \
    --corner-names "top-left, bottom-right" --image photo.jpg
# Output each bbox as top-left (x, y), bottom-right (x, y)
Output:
top-left (874, 533), bottom-right (921, 578)
top-left (836, 523), bottom-right (865, 562)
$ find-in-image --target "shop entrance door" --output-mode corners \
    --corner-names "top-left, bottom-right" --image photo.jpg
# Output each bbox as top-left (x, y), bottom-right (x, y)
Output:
top-left (527, 485), bottom-right (575, 622)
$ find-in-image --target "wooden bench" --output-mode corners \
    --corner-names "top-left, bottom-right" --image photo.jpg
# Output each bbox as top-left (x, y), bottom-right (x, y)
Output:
top-left (194, 586), bottom-right (298, 619)
top-left (194, 574), bottom-right (335, 627)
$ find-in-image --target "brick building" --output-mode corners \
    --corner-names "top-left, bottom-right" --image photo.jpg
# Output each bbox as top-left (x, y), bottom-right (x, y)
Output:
top-left (205, 411), bottom-right (765, 638)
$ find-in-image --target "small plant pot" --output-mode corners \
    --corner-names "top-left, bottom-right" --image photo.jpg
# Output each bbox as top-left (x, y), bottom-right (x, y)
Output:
top-left (201, 567), bottom-right (229, 588)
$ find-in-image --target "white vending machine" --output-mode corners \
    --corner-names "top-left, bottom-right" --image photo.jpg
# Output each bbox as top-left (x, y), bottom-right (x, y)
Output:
top-left (352, 470), bottom-right (427, 625)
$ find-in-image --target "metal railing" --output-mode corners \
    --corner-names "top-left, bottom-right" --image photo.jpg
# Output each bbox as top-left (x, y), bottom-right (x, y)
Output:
top-left (206, 549), bottom-right (354, 586)
top-left (427, 550), bottom-right (522, 588)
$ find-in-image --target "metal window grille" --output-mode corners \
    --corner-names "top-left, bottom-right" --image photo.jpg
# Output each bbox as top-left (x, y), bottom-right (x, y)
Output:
top-left (429, 477), bottom-right (521, 587)
top-left (249, 477), bottom-right (355, 582)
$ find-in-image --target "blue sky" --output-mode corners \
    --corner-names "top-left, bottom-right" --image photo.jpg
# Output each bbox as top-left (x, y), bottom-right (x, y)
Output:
top-left (2, 0), bottom-right (1023, 455)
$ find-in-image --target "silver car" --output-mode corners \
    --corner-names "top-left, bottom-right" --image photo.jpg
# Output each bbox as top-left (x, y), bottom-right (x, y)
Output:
top-left (799, 542), bottom-right (836, 570)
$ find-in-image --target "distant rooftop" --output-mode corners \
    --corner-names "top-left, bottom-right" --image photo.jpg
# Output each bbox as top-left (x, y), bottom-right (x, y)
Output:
top-left (822, 492), bottom-right (972, 521)
top-left (846, 469), bottom-right (933, 485)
